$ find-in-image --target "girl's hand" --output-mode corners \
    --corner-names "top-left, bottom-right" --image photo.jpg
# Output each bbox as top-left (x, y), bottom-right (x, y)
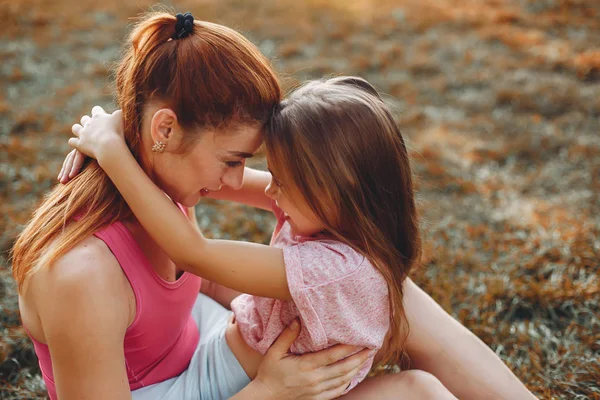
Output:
top-left (68, 106), bottom-right (125, 163)
top-left (255, 320), bottom-right (371, 400)
top-left (58, 149), bottom-right (87, 184)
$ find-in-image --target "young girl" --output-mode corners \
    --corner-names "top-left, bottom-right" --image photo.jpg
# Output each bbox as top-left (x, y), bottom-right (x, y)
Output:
top-left (68, 75), bottom-right (438, 395)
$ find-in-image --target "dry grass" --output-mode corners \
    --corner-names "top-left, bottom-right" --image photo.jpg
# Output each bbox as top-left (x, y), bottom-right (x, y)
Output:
top-left (0, 0), bottom-right (598, 398)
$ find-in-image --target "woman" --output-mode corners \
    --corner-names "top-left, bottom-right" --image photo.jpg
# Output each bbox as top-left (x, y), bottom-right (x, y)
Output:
top-left (15, 10), bottom-right (535, 400)
top-left (12, 12), bottom-right (375, 400)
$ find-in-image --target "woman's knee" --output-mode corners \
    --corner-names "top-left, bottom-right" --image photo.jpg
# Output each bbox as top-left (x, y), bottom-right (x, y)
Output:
top-left (340, 370), bottom-right (455, 400)
top-left (402, 370), bottom-right (457, 399)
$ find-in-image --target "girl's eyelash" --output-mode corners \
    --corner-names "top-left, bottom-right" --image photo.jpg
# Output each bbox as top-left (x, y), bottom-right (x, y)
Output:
top-left (267, 169), bottom-right (282, 186)
top-left (225, 161), bottom-right (243, 168)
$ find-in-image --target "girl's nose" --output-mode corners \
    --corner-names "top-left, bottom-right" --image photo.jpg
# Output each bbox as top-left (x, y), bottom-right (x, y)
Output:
top-left (264, 180), bottom-right (276, 199)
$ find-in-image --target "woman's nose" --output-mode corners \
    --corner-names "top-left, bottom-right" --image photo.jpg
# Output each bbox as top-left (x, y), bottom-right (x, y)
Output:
top-left (222, 166), bottom-right (244, 190)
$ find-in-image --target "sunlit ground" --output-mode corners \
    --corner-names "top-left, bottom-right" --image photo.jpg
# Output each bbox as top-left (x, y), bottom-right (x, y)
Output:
top-left (1, 1), bottom-right (599, 398)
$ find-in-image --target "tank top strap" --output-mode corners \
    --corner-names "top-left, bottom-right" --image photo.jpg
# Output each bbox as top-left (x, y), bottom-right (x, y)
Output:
top-left (92, 221), bottom-right (147, 299)
top-left (92, 202), bottom-right (189, 286)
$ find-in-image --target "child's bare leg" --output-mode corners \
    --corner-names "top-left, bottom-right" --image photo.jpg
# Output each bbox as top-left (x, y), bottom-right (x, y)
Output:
top-left (402, 278), bottom-right (537, 399)
top-left (340, 370), bottom-right (456, 400)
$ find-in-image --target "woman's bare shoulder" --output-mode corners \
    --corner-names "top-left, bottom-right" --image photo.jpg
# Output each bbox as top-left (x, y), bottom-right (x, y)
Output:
top-left (31, 235), bottom-right (124, 291)
top-left (20, 236), bottom-right (132, 396)
top-left (23, 235), bottom-right (131, 337)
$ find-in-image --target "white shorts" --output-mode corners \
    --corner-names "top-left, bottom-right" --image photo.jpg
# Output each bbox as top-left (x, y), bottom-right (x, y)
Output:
top-left (131, 293), bottom-right (251, 400)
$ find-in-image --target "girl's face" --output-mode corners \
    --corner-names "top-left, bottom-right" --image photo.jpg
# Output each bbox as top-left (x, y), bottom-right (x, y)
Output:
top-left (264, 163), bottom-right (326, 237)
top-left (147, 117), bottom-right (263, 207)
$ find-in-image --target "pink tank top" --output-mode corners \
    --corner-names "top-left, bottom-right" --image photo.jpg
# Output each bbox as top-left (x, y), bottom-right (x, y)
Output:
top-left (28, 215), bottom-right (202, 399)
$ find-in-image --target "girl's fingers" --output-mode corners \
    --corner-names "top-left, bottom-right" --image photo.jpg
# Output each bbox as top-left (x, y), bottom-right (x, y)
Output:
top-left (58, 150), bottom-right (71, 181)
top-left (69, 150), bottom-right (86, 178)
top-left (112, 109), bottom-right (124, 130)
top-left (91, 105), bottom-right (106, 116)
top-left (59, 150), bottom-right (75, 183)
top-left (80, 115), bottom-right (91, 126)
top-left (68, 137), bottom-right (79, 149)
top-left (72, 123), bottom-right (82, 137)
top-left (61, 150), bottom-right (76, 183)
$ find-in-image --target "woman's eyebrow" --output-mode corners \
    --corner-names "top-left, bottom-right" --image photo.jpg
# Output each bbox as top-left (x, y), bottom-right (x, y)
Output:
top-left (226, 150), bottom-right (254, 158)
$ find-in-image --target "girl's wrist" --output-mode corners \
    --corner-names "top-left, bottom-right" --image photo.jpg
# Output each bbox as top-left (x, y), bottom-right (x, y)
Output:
top-left (97, 138), bottom-right (128, 169)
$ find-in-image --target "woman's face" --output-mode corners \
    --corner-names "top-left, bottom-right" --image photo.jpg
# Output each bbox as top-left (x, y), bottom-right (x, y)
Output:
top-left (141, 108), bottom-right (263, 207)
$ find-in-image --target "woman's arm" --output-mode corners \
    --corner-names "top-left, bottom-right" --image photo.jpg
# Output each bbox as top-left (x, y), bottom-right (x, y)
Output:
top-left (232, 320), bottom-right (373, 400)
top-left (402, 278), bottom-right (537, 399)
top-left (31, 238), bottom-right (132, 400)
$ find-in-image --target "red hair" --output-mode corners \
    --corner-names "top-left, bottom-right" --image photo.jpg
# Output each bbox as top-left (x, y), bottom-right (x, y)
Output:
top-left (12, 11), bottom-right (281, 290)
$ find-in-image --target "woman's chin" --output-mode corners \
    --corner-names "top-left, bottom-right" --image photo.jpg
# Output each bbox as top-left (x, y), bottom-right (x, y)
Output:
top-left (175, 189), bottom-right (215, 208)
top-left (176, 194), bottom-right (202, 208)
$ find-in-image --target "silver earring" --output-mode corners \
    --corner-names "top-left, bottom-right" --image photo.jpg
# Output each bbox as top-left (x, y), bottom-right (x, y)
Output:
top-left (152, 141), bottom-right (166, 153)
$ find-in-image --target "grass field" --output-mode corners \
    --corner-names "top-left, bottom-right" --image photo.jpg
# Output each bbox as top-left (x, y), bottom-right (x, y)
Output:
top-left (1, 0), bottom-right (598, 398)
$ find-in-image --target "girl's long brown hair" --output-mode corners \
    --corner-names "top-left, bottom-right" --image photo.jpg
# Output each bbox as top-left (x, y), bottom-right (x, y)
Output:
top-left (12, 11), bottom-right (280, 291)
top-left (264, 76), bottom-right (421, 367)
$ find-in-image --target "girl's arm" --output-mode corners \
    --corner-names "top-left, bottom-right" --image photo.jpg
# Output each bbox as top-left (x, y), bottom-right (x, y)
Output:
top-left (187, 207), bottom-right (243, 308)
top-left (59, 147), bottom-right (273, 211)
top-left (105, 143), bottom-right (290, 300)
top-left (190, 179), bottom-right (284, 308)
top-left (200, 279), bottom-right (241, 309)
top-left (71, 128), bottom-right (291, 300)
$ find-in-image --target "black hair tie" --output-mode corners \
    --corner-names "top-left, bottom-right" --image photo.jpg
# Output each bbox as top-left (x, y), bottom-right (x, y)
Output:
top-left (273, 102), bottom-right (284, 115)
top-left (174, 12), bottom-right (194, 39)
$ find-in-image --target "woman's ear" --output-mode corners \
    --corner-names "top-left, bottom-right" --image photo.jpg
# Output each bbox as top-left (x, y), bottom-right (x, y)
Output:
top-left (150, 108), bottom-right (178, 146)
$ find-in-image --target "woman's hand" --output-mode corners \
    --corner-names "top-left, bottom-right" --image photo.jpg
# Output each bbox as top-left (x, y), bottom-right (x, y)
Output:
top-left (68, 106), bottom-right (125, 164)
top-left (244, 320), bottom-right (371, 400)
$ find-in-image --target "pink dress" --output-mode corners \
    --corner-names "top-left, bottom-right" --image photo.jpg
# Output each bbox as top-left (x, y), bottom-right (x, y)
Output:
top-left (231, 201), bottom-right (390, 392)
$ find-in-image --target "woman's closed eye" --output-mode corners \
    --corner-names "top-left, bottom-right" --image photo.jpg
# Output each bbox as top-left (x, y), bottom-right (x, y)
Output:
top-left (225, 160), bottom-right (243, 168)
